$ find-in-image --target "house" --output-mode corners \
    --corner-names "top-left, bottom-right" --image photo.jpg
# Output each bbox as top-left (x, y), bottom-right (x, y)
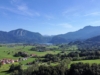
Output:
top-left (22, 58), bottom-right (27, 61)
top-left (11, 60), bottom-right (14, 63)
top-left (0, 59), bottom-right (16, 65)
top-left (30, 54), bottom-right (37, 57)
top-left (1, 61), bottom-right (6, 65)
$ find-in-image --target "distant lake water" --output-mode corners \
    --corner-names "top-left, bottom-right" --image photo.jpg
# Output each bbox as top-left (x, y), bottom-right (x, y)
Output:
top-left (40, 43), bottom-right (53, 45)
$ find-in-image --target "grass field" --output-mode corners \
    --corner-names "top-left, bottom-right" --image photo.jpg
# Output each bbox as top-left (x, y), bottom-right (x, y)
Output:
top-left (0, 45), bottom-right (61, 75)
top-left (71, 59), bottom-right (100, 64)
top-left (1, 45), bottom-right (100, 75)
top-left (0, 45), bottom-right (61, 59)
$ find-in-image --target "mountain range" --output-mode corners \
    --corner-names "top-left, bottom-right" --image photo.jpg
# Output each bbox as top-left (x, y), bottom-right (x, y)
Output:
top-left (0, 29), bottom-right (53, 43)
top-left (50, 26), bottom-right (100, 43)
top-left (0, 25), bottom-right (100, 44)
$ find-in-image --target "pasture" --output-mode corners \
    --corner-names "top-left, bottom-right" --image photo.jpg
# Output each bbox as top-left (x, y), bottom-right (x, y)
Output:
top-left (71, 59), bottom-right (100, 64)
top-left (0, 45), bottom-right (100, 75)
top-left (0, 45), bottom-right (61, 75)
top-left (0, 45), bottom-right (60, 59)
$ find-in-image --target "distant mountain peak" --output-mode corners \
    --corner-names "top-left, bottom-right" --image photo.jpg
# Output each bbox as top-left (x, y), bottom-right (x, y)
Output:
top-left (9, 29), bottom-right (27, 36)
top-left (83, 25), bottom-right (93, 29)
top-left (83, 25), bottom-right (100, 29)
top-left (50, 25), bottom-right (100, 43)
top-left (0, 26), bottom-right (100, 43)
top-left (15, 28), bottom-right (27, 31)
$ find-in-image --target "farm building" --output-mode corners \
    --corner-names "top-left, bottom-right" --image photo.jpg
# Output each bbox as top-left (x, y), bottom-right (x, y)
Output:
top-left (0, 59), bottom-right (18, 65)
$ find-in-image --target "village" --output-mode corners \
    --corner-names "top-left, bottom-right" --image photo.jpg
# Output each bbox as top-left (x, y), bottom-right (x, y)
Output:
top-left (0, 53), bottom-right (38, 65)
top-left (0, 57), bottom-right (28, 65)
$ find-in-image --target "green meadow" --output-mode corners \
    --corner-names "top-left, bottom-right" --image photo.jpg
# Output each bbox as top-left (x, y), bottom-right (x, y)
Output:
top-left (0, 45), bottom-right (60, 59)
top-left (71, 59), bottom-right (100, 64)
top-left (0, 45), bottom-right (61, 75)
top-left (0, 45), bottom-right (100, 75)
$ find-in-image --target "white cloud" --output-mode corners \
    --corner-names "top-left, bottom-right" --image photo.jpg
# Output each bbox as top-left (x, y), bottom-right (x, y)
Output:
top-left (59, 23), bottom-right (73, 28)
top-left (62, 7), bottom-right (80, 16)
top-left (0, 6), bottom-right (34, 16)
top-left (42, 22), bottom-right (73, 28)
top-left (89, 20), bottom-right (100, 26)
top-left (45, 15), bottom-right (54, 20)
top-left (0, 0), bottom-right (40, 17)
top-left (17, 4), bottom-right (28, 11)
top-left (85, 12), bottom-right (100, 16)
top-left (63, 9), bottom-right (76, 16)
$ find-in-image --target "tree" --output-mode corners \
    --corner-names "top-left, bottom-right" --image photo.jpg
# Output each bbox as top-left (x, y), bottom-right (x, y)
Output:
top-left (0, 62), bottom-right (2, 68)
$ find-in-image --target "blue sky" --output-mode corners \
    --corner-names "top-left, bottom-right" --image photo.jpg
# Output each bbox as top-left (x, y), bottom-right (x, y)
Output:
top-left (0, 0), bottom-right (100, 35)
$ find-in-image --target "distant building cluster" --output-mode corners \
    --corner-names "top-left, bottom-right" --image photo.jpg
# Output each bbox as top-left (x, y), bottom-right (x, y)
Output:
top-left (0, 58), bottom-right (28, 65)
top-left (0, 59), bottom-right (18, 65)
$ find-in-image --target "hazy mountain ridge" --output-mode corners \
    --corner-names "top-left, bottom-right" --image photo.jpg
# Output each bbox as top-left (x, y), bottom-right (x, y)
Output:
top-left (0, 26), bottom-right (100, 43)
top-left (50, 26), bottom-right (100, 43)
top-left (8, 29), bottom-right (44, 43)
top-left (0, 31), bottom-right (18, 43)
top-left (86, 35), bottom-right (100, 42)
top-left (0, 29), bottom-right (46, 43)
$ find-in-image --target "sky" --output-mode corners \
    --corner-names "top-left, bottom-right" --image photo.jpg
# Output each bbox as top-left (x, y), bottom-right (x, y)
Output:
top-left (0, 0), bottom-right (100, 35)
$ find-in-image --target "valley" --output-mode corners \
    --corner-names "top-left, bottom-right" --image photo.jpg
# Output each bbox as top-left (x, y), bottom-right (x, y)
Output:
top-left (1, 26), bottom-right (100, 44)
top-left (0, 26), bottom-right (100, 75)
top-left (0, 42), bottom-right (100, 75)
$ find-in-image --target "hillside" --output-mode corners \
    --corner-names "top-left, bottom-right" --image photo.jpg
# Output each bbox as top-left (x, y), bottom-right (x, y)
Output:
top-left (86, 35), bottom-right (100, 42)
top-left (8, 29), bottom-right (44, 43)
top-left (50, 26), bottom-right (100, 43)
top-left (0, 31), bottom-right (18, 43)
top-left (0, 29), bottom-right (51, 43)
top-left (68, 34), bottom-right (100, 51)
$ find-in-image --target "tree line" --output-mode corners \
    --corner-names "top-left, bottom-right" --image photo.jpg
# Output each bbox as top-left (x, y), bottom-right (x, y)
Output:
top-left (9, 62), bottom-right (100, 75)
